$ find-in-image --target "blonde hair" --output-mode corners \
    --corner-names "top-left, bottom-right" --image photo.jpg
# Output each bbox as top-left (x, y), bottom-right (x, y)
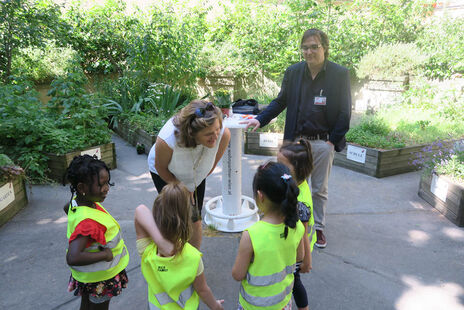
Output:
top-left (152, 182), bottom-right (192, 255)
top-left (173, 99), bottom-right (223, 148)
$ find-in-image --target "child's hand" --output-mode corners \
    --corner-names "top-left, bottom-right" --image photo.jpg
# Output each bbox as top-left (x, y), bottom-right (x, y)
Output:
top-left (300, 261), bottom-right (312, 273)
top-left (215, 299), bottom-right (224, 310)
top-left (99, 246), bottom-right (113, 262)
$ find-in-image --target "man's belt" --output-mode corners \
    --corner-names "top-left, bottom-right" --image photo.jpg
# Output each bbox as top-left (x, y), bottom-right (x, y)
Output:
top-left (297, 133), bottom-right (329, 141)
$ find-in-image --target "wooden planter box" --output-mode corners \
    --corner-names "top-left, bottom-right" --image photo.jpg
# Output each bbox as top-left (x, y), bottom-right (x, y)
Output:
top-left (46, 143), bottom-right (116, 183)
top-left (418, 173), bottom-right (464, 227)
top-left (0, 176), bottom-right (28, 227)
top-left (244, 132), bottom-right (284, 156)
top-left (333, 142), bottom-right (440, 178)
top-left (113, 121), bottom-right (157, 154)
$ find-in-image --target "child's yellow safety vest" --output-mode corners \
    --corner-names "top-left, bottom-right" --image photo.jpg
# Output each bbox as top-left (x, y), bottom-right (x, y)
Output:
top-left (141, 242), bottom-right (201, 309)
top-left (66, 202), bottom-right (129, 283)
top-left (239, 220), bottom-right (304, 309)
top-left (298, 180), bottom-right (316, 251)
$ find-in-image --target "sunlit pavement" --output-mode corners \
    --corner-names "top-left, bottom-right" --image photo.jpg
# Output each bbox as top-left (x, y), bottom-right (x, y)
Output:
top-left (1, 134), bottom-right (463, 310)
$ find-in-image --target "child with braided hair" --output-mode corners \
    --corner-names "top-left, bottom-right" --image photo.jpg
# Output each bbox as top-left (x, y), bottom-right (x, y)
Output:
top-left (64, 155), bottom-right (129, 310)
top-left (232, 162), bottom-right (305, 310)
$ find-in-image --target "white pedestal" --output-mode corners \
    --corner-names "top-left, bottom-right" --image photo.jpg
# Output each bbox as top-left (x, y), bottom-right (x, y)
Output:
top-left (204, 115), bottom-right (259, 232)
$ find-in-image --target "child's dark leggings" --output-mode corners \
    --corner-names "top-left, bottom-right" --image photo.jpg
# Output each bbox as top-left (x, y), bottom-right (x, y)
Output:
top-left (292, 266), bottom-right (308, 308)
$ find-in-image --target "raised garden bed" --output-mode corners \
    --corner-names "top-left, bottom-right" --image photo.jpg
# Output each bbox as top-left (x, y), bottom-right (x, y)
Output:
top-left (113, 121), bottom-right (157, 155)
top-left (0, 176), bottom-right (28, 227)
top-left (418, 173), bottom-right (464, 227)
top-left (333, 142), bottom-right (440, 178)
top-left (244, 132), bottom-right (283, 156)
top-left (46, 143), bottom-right (116, 183)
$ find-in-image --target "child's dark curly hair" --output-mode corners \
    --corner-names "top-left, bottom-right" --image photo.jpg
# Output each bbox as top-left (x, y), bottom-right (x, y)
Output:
top-left (65, 155), bottom-right (113, 202)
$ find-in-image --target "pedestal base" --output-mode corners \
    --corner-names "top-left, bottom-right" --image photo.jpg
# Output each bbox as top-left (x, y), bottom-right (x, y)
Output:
top-left (204, 195), bottom-right (259, 232)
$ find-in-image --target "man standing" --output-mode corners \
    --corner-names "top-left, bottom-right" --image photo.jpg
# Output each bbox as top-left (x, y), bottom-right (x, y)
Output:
top-left (243, 28), bottom-right (351, 248)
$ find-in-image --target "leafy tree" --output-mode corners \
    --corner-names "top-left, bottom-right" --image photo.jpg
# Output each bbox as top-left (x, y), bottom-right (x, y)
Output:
top-left (126, 2), bottom-right (208, 87)
top-left (64, 0), bottom-right (139, 74)
top-left (0, 0), bottom-right (64, 82)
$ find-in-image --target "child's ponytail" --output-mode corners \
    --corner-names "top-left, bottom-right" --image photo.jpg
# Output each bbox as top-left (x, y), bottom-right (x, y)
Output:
top-left (280, 174), bottom-right (299, 239)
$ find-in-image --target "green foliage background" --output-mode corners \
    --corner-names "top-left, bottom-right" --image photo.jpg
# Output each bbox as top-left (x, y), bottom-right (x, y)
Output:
top-left (1, 0), bottom-right (464, 181)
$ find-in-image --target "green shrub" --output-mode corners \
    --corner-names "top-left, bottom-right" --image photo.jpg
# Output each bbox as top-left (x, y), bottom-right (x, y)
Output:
top-left (11, 41), bottom-right (79, 84)
top-left (416, 16), bottom-right (464, 79)
top-left (356, 43), bottom-right (427, 79)
top-left (0, 0), bottom-right (66, 82)
top-left (64, 0), bottom-right (137, 74)
top-left (402, 77), bottom-right (464, 122)
top-left (0, 154), bottom-right (14, 167)
top-left (0, 81), bottom-right (54, 181)
top-left (126, 3), bottom-right (207, 88)
top-left (124, 113), bottom-right (168, 136)
top-left (435, 151), bottom-right (464, 183)
top-left (346, 116), bottom-right (406, 149)
top-left (347, 100), bottom-right (464, 150)
top-left (0, 75), bottom-right (111, 182)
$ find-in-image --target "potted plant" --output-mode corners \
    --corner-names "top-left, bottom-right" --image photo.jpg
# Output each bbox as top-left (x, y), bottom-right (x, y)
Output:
top-left (214, 88), bottom-right (232, 117)
top-left (0, 154), bottom-right (28, 227)
top-left (415, 141), bottom-right (464, 226)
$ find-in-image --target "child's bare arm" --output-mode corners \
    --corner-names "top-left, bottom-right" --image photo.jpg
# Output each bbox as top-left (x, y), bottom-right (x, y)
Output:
top-left (299, 222), bottom-right (312, 273)
top-left (193, 273), bottom-right (224, 310)
top-left (232, 231), bottom-right (253, 281)
top-left (66, 235), bottom-right (113, 266)
top-left (134, 204), bottom-right (174, 256)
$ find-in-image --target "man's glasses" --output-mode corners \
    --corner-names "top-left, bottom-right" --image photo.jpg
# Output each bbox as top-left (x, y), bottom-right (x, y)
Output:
top-left (195, 102), bottom-right (215, 118)
top-left (301, 44), bottom-right (322, 53)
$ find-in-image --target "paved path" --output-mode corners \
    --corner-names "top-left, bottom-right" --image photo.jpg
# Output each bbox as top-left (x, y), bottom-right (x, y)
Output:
top-left (1, 134), bottom-right (463, 310)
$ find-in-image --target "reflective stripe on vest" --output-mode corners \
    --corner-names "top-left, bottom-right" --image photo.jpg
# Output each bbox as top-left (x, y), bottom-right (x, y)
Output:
top-left (239, 281), bottom-right (294, 307)
top-left (308, 224), bottom-right (315, 242)
top-left (148, 285), bottom-right (194, 309)
top-left (86, 231), bottom-right (122, 251)
top-left (246, 264), bottom-right (295, 286)
top-left (70, 246), bottom-right (127, 272)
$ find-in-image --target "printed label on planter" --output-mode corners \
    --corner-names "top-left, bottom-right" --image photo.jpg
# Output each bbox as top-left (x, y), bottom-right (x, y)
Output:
top-left (431, 174), bottom-right (448, 202)
top-left (0, 182), bottom-right (15, 212)
top-left (259, 133), bottom-right (279, 148)
top-left (346, 145), bottom-right (366, 163)
top-left (81, 147), bottom-right (101, 159)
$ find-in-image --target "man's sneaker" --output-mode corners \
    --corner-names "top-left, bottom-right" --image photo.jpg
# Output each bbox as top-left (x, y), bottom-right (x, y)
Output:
top-left (315, 230), bottom-right (327, 248)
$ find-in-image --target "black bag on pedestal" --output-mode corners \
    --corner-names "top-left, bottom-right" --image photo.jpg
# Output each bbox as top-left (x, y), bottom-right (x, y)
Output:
top-left (231, 99), bottom-right (260, 115)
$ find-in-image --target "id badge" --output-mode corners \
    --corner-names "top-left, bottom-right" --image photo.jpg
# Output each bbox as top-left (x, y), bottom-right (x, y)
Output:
top-left (314, 96), bottom-right (327, 106)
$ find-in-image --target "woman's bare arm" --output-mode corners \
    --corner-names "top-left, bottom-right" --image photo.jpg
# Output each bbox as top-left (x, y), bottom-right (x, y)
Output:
top-left (154, 137), bottom-right (177, 183)
top-left (208, 128), bottom-right (231, 175)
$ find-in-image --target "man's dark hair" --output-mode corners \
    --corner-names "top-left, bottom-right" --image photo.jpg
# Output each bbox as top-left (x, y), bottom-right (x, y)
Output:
top-left (301, 28), bottom-right (329, 59)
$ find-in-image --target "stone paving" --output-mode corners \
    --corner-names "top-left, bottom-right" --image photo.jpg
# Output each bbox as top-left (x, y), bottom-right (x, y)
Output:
top-left (1, 134), bottom-right (463, 310)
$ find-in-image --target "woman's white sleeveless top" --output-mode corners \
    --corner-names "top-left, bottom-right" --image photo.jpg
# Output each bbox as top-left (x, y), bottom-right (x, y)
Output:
top-left (148, 118), bottom-right (224, 192)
